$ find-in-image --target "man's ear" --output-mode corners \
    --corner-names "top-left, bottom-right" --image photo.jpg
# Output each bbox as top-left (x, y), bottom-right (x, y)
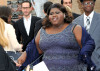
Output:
top-left (43, 10), bottom-right (47, 16)
top-left (30, 6), bottom-right (33, 10)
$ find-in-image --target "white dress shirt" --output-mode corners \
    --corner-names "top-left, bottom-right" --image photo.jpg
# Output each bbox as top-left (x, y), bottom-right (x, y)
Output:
top-left (84, 11), bottom-right (94, 31)
top-left (23, 14), bottom-right (32, 36)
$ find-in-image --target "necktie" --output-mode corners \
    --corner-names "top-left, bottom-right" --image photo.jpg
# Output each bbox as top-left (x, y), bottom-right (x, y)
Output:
top-left (85, 17), bottom-right (90, 32)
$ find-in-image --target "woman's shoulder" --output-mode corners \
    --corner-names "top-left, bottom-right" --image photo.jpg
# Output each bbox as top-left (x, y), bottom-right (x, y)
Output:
top-left (72, 23), bottom-right (81, 29)
top-left (72, 24), bottom-right (82, 33)
top-left (5, 22), bottom-right (15, 34)
top-left (5, 22), bottom-right (14, 30)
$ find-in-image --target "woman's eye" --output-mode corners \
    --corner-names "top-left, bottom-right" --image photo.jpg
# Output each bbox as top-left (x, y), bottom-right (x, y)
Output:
top-left (49, 12), bottom-right (60, 15)
top-left (56, 12), bottom-right (60, 14)
top-left (49, 12), bottom-right (53, 15)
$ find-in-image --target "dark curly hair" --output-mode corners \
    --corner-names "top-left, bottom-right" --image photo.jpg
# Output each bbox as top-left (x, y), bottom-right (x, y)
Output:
top-left (80, 0), bottom-right (96, 3)
top-left (42, 3), bottom-right (73, 29)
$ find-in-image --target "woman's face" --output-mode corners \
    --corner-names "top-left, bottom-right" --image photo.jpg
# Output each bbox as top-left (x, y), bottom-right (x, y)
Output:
top-left (49, 8), bottom-right (64, 26)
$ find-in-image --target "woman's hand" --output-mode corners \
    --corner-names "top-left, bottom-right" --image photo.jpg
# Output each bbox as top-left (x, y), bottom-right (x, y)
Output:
top-left (17, 51), bottom-right (27, 65)
top-left (14, 61), bottom-right (21, 67)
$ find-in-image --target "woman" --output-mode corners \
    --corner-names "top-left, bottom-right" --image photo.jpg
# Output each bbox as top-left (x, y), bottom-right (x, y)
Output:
top-left (0, 18), bottom-right (22, 51)
top-left (0, 6), bottom-right (16, 25)
top-left (35, 3), bottom-right (95, 71)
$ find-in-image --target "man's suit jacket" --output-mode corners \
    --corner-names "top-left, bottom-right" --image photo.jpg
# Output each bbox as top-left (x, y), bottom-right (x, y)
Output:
top-left (73, 12), bottom-right (100, 71)
top-left (15, 16), bottom-right (41, 51)
top-left (34, 19), bottom-right (43, 37)
top-left (72, 12), bottom-right (80, 19)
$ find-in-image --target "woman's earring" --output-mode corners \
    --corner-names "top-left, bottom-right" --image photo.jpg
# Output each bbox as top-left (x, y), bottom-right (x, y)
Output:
top-left (64, 14), bottom-right (66, 19)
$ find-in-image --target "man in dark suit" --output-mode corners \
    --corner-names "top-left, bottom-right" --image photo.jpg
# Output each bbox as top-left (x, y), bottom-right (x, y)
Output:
top-left (61, 0), bottom-right (80, 19)
top-left (73, 0), bottom-right (100, 71)
top-left (15, 1), bottom-right (41, 51)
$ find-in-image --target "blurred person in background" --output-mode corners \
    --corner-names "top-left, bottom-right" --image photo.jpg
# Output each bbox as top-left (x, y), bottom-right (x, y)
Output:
top-left (34, 1), bottom-right (53, 37)
top-left (32, 0), bottom-right (48, 18)
top-left (61, 0), bottom-right (80, 19)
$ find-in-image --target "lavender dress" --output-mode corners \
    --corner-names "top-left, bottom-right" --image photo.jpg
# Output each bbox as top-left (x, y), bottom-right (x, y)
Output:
top-left (39, 23), bottom-right (87, 71)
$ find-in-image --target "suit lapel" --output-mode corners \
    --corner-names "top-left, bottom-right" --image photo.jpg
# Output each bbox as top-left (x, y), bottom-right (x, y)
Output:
top-left (20, 18), bottom-right (28, 36)
top-left (29, 16), bottom-right (35, 37)
top-left (80, 14), bottom-right (84, 27)
top-left (89, 12), bottom-right (98, 35)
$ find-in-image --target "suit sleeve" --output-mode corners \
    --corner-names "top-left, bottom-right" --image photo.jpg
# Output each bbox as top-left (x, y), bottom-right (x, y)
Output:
top-left (34, 19), bottom-right (42, 37)
top-left (14, 22), bottom-right (21, 43)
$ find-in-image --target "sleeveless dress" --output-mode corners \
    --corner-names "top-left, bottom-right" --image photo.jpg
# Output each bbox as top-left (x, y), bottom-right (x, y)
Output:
top-left (39, 23), bottom-right (87, 71)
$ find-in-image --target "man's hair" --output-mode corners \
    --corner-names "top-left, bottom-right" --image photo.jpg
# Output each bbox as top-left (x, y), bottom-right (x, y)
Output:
top-left (61, 0), bottom-right (72, 4)
top-left (21, 1), bottom-right (32, 7)
top-left (44, 1), bottom-right (53, 13)
top-left (80, 0), bottom-right (96, 3)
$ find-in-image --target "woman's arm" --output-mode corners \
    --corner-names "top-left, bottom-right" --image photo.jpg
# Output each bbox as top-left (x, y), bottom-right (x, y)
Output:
top-left (35, 30), bottom-right (43, 54)
top-left (73, 25), bottom-right (96, 71)
top-left (73, 25), bottom-right (82, 48)
top-left (7, 24), bottom-right (22, 51)
top-left (73, 25), bottom-right (95, 55)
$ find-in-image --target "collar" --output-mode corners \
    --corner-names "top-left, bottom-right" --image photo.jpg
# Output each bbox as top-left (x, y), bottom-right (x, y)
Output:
top-left (23, 14), bottom-right (32, 21)
top-left (84, 11), bottom-right (94, 20)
